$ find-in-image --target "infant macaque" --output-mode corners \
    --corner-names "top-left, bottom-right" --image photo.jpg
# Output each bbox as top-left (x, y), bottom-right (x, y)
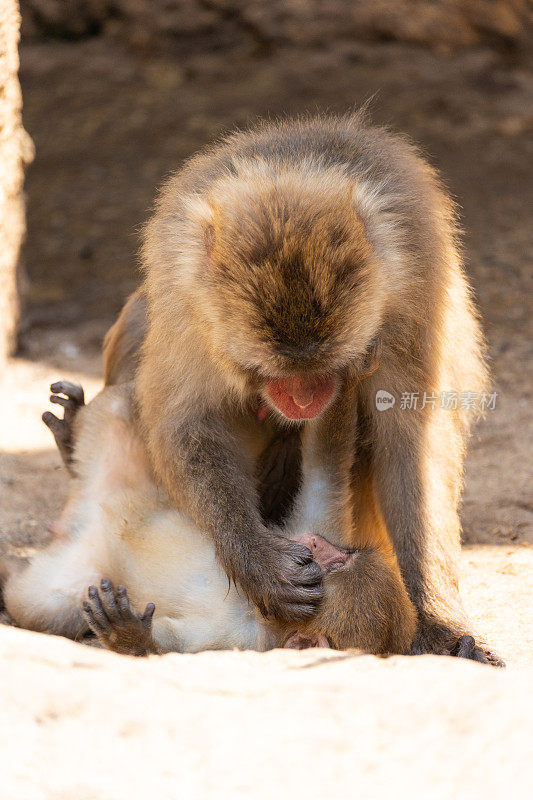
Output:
top-left (4, 382), bottom-right (354, 655)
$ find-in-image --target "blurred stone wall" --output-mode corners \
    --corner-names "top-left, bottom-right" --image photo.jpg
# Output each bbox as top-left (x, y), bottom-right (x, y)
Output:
top-left (0, 1), bottom-right (32, 361)
top-left (20, 1), bottom-right (533, 55)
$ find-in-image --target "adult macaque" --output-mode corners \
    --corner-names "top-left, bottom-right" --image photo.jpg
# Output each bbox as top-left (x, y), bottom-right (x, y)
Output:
top-left (3, 381), bottom-right (415, 655)
top-left (119, 113), bottom-right (498, 664)
top-left (6, 112), bottom-right (501, 664)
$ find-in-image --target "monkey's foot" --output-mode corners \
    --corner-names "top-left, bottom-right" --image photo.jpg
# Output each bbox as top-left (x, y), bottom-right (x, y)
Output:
top-left (81, 579), bottom-right (157, 657)
top-left (450, 635), bottom-right (505, 668)
top-left (284, 632), bottom-right (330, 650)
top-left (411, 623), bottom-right (505, 668)
top-left (42, 380), bottom-right (85, 473)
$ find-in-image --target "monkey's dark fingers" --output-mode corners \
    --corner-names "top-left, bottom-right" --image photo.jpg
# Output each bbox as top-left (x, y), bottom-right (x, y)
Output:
top-left (114, 584), bottom-right (134, 619)
top-left (49, 394), bottom-right (77, 410)
top-left (269, 602), bottom-right (318, 623)
top-left (101, 583), bottom-right (155, 630)
top-left (82, 583), bottom-right (157, 656)
top-left (81, 601), bottom-right (108, 635)
top-left (49, 394), bottom-right (80, 423)
top-left (267, 584), bottom-right (324, 622)
top-left (291, 559), bottom-right (323, 587)
top-left (285, 540), bottom-right (315, 565)
top-left (50, 380), bottom-right (85, 406)
top-left (49, 380), bottom-right (85, 425)
top-left (42, 410), bottom-right (67, 438)
top-left (42, 411), bottom-right (75, 472)
top-left (452, 635), bottom-right (476, 660)
top-left (98, 578), bottom-right (127, 625)
top-left (278, 562), bottom-right (324, 607)
top-left (450, 635), bottom-right (505, 668)
top-left (140, 603), bottom-right (156, 629)
top-left (82, 587), bottom-right (113, 634)
top-left (257, 598), bottom-right (315, 621)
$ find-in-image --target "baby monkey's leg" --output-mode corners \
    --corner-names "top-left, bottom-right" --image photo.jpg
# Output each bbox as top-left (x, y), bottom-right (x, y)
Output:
top-left (42, 380), bottom-right (85, 474)
top-left (82, 579), bottom-right (157, 656)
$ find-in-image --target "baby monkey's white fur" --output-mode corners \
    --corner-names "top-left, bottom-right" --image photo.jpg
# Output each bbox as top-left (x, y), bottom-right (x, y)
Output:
top-left (4, 386), bottom-right (278, 653)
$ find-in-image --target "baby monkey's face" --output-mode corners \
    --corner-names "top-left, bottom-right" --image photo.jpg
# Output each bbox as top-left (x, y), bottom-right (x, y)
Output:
top-left (293, 533), bottom-right (354, 574)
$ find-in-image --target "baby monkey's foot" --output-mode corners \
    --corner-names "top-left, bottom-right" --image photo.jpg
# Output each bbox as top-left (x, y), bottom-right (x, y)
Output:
top-left (82, 579), bottom-right (157, 656)
top-left (284, 632), bottom-right (330, 650)
top-left (42, 380), bottom-right (85, 473)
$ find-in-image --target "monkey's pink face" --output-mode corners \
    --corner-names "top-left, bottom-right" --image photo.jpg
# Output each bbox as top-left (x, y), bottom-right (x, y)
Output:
top-left (264, 374), bottom-right (336, 420)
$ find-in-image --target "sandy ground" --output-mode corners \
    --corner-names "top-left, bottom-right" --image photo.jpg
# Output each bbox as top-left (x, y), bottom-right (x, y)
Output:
top-left (1, 36), bottom-right (532, 665)
top-left (2, 628), bottom-right (532, 800)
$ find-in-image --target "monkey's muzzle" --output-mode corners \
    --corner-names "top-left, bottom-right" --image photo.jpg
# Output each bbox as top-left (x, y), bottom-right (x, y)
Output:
top-left (265, 375), bottom-right (336, 420)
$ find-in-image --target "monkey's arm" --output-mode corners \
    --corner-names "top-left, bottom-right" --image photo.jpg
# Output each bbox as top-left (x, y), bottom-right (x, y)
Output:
top-left (147, 412), bottom-right (323, 623)
top-left (362, 375), bottom-right (504, 666)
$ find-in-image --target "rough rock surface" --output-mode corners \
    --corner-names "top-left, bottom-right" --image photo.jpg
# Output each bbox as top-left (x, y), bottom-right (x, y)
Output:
top-left (0, 0), bottom-right (32, 362)
top-left (1, 624), bottom-right (531, 799)
top-left (20, 1), bottom-right (533, 55)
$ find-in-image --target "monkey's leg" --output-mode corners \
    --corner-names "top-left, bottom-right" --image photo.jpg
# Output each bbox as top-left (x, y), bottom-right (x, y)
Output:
top-left (3, 537), bottom-right (98, 639)
top-left (82, 579), bottom-right (159, 656)
top-left (300, 547), bottom-right (418, 655)
top-left (42, 380), bottom-right (85, 474)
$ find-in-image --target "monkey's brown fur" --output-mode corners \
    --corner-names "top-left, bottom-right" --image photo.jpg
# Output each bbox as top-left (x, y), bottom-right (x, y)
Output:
top-left (108, 113), bottom-right (498, 663)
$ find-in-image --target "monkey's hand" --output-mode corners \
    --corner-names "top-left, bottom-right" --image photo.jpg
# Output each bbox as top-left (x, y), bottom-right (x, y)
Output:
top-left (237, 534), bottom-right (323, 623)
top-left (411, 618), bottom-right (505, 668)
top-left (82, 579), bottom-right (159, 657)
top-left (42, 380), bottom-right (85, 475)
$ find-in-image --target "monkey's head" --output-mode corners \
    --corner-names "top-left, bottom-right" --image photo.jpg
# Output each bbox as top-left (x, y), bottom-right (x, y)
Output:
top-left (182, 165), bottom-right (387, 421)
